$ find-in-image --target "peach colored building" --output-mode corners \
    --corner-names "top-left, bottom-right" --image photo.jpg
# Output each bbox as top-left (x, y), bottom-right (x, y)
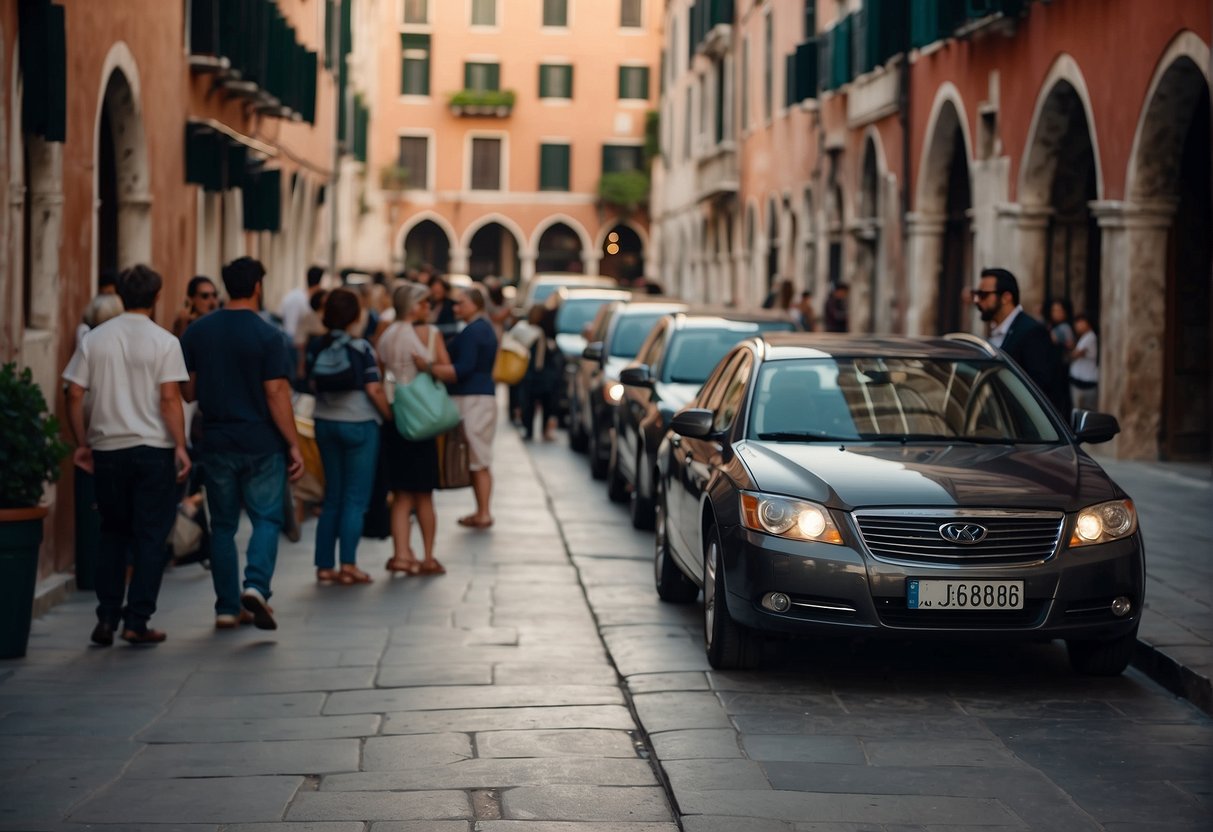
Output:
top-left (0, 0), bottom-right (337, 585)
top-left (653, 0), bottom-right (1211, 462)
top-left (342, 0), bottom-right (663, 286)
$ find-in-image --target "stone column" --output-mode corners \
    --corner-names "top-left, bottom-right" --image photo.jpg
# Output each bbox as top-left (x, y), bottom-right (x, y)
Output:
top-left (519, 252), bottom-right (536, 288)
top-left (903, 212), bottom-right (945, 335)
top-left (1090, 199), bottom-right (1176, 460)
top-left (994, 203), bottom-right (1052, 316)
top-left (450, 246), bottom-right (470, 275)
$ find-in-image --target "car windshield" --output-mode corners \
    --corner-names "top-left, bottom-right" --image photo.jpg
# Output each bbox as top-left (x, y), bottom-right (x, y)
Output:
top-left (662, 322), bottom-right (796, 384)
top-left (747, 357), bottom-right (1063, 444)
top-left (530, 283), bottom-right (561, 305)
top-left (556, 298), bottom-right (614, 335)
top-left (609, 313), bottom-right (666, 358)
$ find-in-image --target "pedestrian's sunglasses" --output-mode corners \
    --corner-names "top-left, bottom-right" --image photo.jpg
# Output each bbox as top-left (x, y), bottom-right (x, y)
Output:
top-left (195, 291), bottom-right (218, 299)
top-left (971, 288), bottom-right (999, 299)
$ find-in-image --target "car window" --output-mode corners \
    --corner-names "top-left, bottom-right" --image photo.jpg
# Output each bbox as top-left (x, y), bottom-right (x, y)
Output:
top-left (637, 323), bottom-right (668, 368)
top-left (589, 305), bottom-right (617, 343)
top-left (661, 326), bottom-right (770, 384)
top-left (713, 353), bottom-right (753, 433)
top-left (747, 358), bottom-right (1062, 443)
top-left (608, 313), bottom-right (665, 358)
top-left (556, 298), bottom-right (613, 335)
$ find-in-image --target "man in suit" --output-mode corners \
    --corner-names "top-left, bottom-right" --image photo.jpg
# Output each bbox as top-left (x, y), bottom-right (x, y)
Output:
top-left (973, 268), bottom-right (1070, 416)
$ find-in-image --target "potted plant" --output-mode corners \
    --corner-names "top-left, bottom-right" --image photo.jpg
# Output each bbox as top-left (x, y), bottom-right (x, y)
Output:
top-left (0, 363), bottom-right (69, 658)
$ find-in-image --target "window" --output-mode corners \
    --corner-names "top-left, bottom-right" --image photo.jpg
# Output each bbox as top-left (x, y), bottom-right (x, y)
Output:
top-left (539, 64), bottom-right (573, 99)
top-left (740, 36), bottom-right (749, 131)
top-left (713, 354), bottom-right (753, 433)
top-left (539, 143), bottom-right (570, 191)
top-left (471, 0), bottom-right (496, 26)
top-left (543, 0), bottom-right (567, 27)
top-left (403, 0), bottom-right (427, 24)
top-left (470, 137), bottom-right (502, 190)
top-left (618, 65), bottom-right (650, 100)
top-left (683, 87), bottom-right (692, 159)
top-left (804, 0), bottom-right (816, 38)
top-left (397, 136), bottom-right (428, 190)
top-left (763, 13), bottom-right (773, 121)
top-left (400, 34), bottom-right (430, 96)
top-left (602, 144), bottom-right (643, 174)
top-left (620, 0), bottom-right (642, 28)
top-left (464, 62), bottom-right (500, 91)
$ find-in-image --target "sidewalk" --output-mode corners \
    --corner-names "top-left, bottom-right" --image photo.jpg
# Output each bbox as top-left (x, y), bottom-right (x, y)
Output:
top-left (1096, 457), bottom-right (1213, 715)
top-left (0, 424), bottom-right (677, 830)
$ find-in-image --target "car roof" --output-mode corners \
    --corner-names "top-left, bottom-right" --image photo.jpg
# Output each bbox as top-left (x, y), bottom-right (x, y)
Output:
top-left (672, 308), bottom-right (799, 329)
top-left (609, 299), bottom-right (688, 317)
top-left (529, 274), bottom-right (619, 287)
top-left (755, 332), bottom-right (999, 361)
top-left (555, 287), bottom-right (634, 302)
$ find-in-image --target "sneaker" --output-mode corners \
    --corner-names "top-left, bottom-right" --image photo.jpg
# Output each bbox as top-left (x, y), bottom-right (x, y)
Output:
top-left (240, 587), bottom-right (277, 630)
top-left (214, 610), bottom-right (255, 629)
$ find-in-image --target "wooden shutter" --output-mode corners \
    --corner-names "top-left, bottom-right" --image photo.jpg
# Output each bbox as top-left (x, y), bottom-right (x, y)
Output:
top-left (540, 144), bottom-right (570, 191)
top-left (471, 138), bottom-right (502, 190)
top-left (402, 34), bottom-right (430, 95)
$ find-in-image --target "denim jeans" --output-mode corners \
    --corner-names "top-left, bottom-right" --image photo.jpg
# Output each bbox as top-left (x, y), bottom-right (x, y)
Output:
top-left (203, 451), bottom-right (285, 615)
top-left (314, 419), bottom-right (380, 569)
top-left (92, 446), bottom-right (177, 632)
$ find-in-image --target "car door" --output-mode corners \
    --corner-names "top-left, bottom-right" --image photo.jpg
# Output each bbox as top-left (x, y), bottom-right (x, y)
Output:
top-left (669, 351), bottom-right (748, 576)
top-left (621, 324), bottom-right (667, 485)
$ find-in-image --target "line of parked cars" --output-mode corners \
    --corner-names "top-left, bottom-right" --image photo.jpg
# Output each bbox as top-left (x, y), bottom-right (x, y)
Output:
top-left (537, 275), bottom-right (1146, 677)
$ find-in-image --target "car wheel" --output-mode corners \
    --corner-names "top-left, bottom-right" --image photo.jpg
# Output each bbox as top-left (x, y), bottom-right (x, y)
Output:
top-left (630, 453), bottom-right (656, 530)
top-left (1066, 624), bottom-right (1139, 676)
top-left (589, 419), bottom-right (608, 480)
top-left (703, 522), bottom-right (761, 670)
top-left (654, 481), bottom-right (697, 603)
top-left (606, 435), bottom-right (628, 502)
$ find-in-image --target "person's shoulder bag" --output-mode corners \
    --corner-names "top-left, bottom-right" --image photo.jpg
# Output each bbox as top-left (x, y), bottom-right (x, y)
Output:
top-left (393, 328), bottom-right (461, 440)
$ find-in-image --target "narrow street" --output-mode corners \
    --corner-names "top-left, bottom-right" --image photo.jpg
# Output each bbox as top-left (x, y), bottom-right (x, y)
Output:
top-left (2, 409), bottom-right (1210, 831)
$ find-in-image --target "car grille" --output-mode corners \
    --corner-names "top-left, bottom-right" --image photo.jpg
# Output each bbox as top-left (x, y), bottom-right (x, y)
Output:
top-left (853, 510), bottom-right (1064, 566)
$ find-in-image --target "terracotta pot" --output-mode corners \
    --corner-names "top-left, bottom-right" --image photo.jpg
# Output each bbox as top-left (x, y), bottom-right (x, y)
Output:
top-left (0, 505), bottom-right (47, 659)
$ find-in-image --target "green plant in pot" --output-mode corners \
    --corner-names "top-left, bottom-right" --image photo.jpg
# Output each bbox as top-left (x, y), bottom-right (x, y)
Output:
top-left (0, 362), bottom-right (69, 658)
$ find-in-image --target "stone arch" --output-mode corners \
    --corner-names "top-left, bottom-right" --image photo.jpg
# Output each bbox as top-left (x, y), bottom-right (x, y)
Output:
top-left (463, 213), bottom-right (525, 282)
top-left (530, 213), bottom-right (593, 272)
top-left (909, 86), bottom-right (973, 335)
top-left (394, 210), bottom-right (458, 270)
top-left (1116, 31), bottom-right (1212, 462)
top-left (852, 131), bottom-right (886, 333)
top-left (593, 217), bottom-right (650, 253)
top-left (1018, 55), bottom-right (1103, 327)
top-left (598, 221), bottom-right (645, 284)
top-left (765, 194), bottom-right (780, 292)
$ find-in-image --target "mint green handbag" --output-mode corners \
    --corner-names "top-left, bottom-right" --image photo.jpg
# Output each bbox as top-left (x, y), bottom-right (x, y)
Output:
top-left (394, 372), bottom-right (460, 440)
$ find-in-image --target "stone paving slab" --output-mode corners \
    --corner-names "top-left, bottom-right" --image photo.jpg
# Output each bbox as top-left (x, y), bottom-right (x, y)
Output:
top-left (69, 775), bottom-right (303, 824)
top-left (648, 728), bottom-right (744, 760)
top-left (284, 791), bottom-right (472, 822)
top-left (361, 733), bottom-right (475, 770)
top-left (366, 823), bottom-right (470, 832)
top-left (324, 684), bottom-right (624, 715)
top-left (475, 824), bottom-right (679, 832)
top-left (179, 667), bottom-right (376, 696)
top-left (138, 714), bottom-right (380, 743)
top-left (321, 757), bottom-right (660, 791)
top-left (381, 704), bottom-right (636, 735)
top-left (474, 728), bottom-right (638, 758)
top-left (375, 663), bottom-right (494, 688)
top-left (124, 738), bottom-right (360, 778)
top-left (677, 789), bottom-right (1022, 826)
top-left (630, 692), bottom-right (733, 732)
top-left (225, 824), bottom-right (366, 832)
top-left (500, 785), bottom-right (673, 822)
top-left (161, 692), bottom-right (327, 719)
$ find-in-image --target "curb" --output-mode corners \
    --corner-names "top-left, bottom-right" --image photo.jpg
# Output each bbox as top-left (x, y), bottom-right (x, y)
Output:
top-left (32, 572), bottom-right (75, 619)
top-left (1132, 639), bottom-right (1213, 717)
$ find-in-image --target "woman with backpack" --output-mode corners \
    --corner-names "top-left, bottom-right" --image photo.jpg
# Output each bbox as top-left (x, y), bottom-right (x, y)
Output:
top-left (305, 288), bottom-right (391, 584)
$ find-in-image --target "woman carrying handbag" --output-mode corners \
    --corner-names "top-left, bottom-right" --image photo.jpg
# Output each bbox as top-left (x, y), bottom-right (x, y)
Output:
top-left (377, 283), bottom-right (451, 576)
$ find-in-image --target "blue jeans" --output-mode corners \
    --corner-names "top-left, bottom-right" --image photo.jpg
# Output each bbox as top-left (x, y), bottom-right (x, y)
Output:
top-left (92, 446), bottom-right (177, 632)
top-left (314, 419), bottom-right (380, 569)
top-left (203, 451), bottom-right (285, 615)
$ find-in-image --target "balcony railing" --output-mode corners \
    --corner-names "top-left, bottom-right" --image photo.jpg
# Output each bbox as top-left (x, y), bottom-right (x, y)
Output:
top-left (696, 143), bottom-right (739, 201)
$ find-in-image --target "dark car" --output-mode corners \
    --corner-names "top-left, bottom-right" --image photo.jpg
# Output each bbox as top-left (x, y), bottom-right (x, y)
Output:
top-left (570, 297), bottom-right (687, 476)
top-left (611, 310), bottom-right (801, 528)
top-left (548, 288), bottom-right (633, 422)
top-left (655, 332), bottom-right (1144, 675)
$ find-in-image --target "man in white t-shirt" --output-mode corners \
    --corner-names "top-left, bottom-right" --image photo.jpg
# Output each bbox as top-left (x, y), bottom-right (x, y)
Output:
top-left (279, 265), bottom-right (325, 340)
top-left (1069, 313), bottom-right (1099, 411)
top-left (63, 265), bottom-right (191, 647)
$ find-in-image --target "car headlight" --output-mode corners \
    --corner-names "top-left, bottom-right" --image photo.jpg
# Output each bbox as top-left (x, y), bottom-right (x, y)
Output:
top-left (604, 382), bottom-right (624, 404)
top-left (1069, 499), bottom-right (1137, 547)
top-left (740, 492), bottom-right (843, 545)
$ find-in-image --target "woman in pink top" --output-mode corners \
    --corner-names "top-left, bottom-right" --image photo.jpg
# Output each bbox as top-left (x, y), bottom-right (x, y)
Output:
top-left (377, 283), bottom-right (451, 575)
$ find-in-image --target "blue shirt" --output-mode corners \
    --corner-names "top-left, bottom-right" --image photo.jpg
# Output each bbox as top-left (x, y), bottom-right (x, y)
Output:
top-left (180, 308), bottom-right (292, 454)
top-left (447, 317), bottom-right (497, 397)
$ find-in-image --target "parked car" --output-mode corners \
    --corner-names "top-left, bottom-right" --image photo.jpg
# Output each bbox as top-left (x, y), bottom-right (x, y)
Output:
top-left (515, 273), bottom-right (619, 317)
top-left (551, 287), bottom-right (634, 362)
top-left (571, 297), bottom-right (687, 476)
top-left (655, 331), bottom-right (1144, 675)
top-left (611, 309), bottom-right (801, 526)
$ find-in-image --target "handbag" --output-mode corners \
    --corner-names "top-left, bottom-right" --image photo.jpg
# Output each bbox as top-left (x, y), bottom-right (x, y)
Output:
top-left (492, 332), bottom-right (530, 386)
top-left (392, 328), bottom-right (461, 440)
top-left (436, 423), bottom-right (472, 490)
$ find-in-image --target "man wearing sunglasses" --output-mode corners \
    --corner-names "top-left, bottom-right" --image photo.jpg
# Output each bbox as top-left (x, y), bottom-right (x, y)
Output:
top-left (172, 276), bottom-right (221, 338)
top-left (974, 267), bottom-right (1070, 415)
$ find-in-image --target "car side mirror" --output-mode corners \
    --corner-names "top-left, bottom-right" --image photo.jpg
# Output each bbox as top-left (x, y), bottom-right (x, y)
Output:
top-left (670, 407), bottom-right (715, 439)
top-left (582, 342), bottom-right (604, 362)
top-left (620, 365), bottom-right (653, 388)
top-left (1072, 409), bottom-right (1120, 444)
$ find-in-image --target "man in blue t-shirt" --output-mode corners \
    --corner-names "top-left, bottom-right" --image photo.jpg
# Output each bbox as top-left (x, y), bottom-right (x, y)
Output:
top-left (180, 257), bottom-right (304, 631)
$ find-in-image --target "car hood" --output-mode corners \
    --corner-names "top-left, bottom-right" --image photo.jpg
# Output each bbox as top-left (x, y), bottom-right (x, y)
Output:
top-left (556, 333), bottom-right (586, 358)
top-left (736, 441), bottom-right (1120, 511)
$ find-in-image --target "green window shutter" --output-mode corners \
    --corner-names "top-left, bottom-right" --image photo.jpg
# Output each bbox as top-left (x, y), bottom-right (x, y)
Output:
top-left (539, 65), bottom-right (571, 98)
top-left (465, 62), bottom-right (500, 91)
top-left (540, 144), bottom-right (570, 191)
top-left (543, 0), bottom-right (567, 26)
top-left (401, 34), bottom-right (431, 95)
top-left (619, 66), bottom-right (649, 100)
top-left (784, 53), bottom-right (797, 107)
top-left (795, 40), bottom-right (818, 102)
top-left (243, 169), bottom-right (282, 233)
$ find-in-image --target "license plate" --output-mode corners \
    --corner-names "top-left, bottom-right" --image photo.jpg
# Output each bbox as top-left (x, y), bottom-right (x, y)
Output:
top-left (907, 580), bottom-right (1024, 610)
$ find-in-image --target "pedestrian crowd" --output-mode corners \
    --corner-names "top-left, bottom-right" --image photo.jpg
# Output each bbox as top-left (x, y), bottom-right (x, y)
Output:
top-left (64, 259), bottom-right (505, 645)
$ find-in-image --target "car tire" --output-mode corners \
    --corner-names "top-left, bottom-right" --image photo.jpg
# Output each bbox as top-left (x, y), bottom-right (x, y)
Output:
top-left (606, 434), bottom-right (628, 503)
top-left (703, 522), bottom-right (761, 670)
top-left (630, 452), bottom-right (656, 530)
top-left (654, 481), bottom-right (697, 604)
top-left (1066, 624), bottom-right (1139, 676)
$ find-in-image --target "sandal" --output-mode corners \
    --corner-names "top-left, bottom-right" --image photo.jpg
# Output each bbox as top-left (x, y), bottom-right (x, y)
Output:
top-left (457, 515), bottom-right (494, 529)
top-left (316, 568), bottom-right (339, 584)
top-left (417, 558), bottom-right (446, 575)
top-left (386, 557), bottom-right (422, 575)
top-left (337, 566), bottom-right (373, 585)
